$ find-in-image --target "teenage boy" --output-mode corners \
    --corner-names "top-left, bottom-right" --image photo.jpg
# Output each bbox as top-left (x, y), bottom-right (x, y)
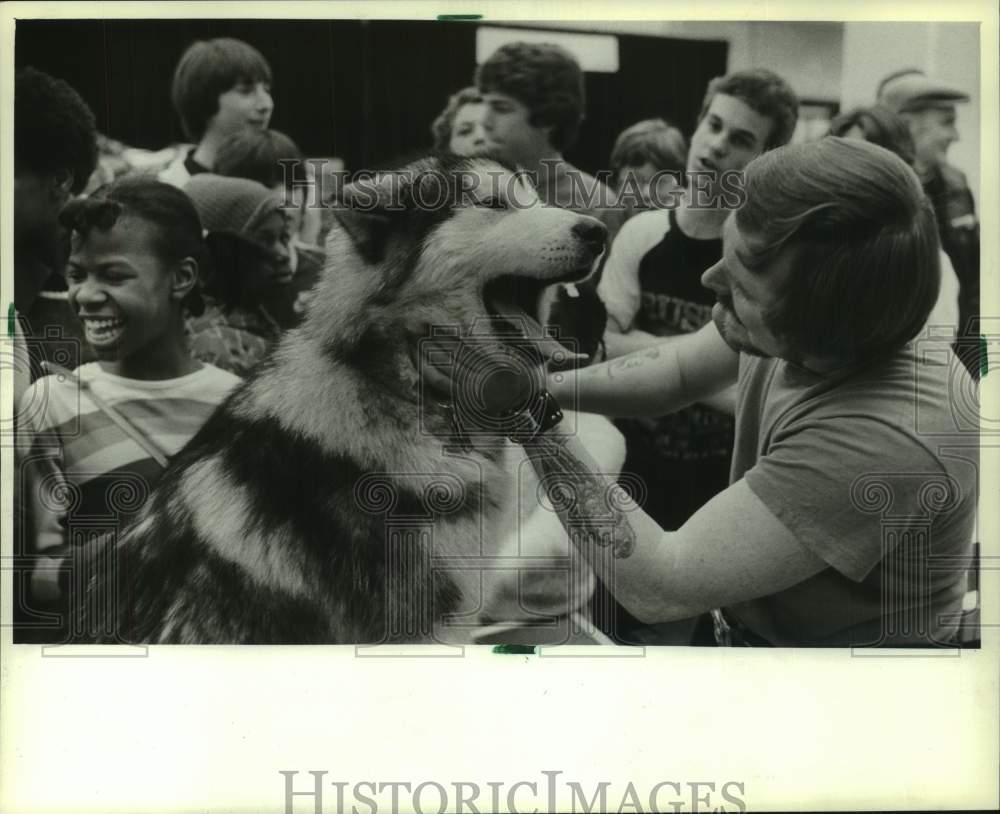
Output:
top-left (159, 37), bottom-right (274, 188)
top-left (596, 69), bottom-right (798, 534)
top-left (583, 69), bottom-right (798, 641)
top-left (475, 41), bottom-right (621, 235)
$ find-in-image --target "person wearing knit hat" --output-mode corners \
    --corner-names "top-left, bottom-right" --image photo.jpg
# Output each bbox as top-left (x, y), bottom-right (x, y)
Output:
top-left (876, 68), bottom-right (980, 379)
top-left (184, 173), bottom-right (295, 377)
top-left (185, 173), bottom-right (284, 235)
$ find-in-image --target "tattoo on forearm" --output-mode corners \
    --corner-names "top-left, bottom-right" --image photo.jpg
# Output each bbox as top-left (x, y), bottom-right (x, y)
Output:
top-left (520, 432), bottom-right (637, 559)
top-left (606, 346), bottom-right (662, 380)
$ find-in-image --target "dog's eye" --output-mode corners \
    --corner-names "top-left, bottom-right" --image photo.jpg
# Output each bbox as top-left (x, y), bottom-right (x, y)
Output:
top-left (478, 196), bottom-right (508, 210)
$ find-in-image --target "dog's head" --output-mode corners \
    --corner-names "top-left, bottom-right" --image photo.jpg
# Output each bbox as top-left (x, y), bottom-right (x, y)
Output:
top-left (309, 154), bottom-right (607, 362)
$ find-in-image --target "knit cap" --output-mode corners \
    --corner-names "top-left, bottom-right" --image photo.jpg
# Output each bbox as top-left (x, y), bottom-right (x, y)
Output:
top-left (184, 173), bottom-right (283, 235)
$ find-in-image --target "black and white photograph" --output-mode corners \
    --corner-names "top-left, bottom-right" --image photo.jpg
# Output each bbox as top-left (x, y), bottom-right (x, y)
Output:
top-left (1, 1), bottom-right (996, 812)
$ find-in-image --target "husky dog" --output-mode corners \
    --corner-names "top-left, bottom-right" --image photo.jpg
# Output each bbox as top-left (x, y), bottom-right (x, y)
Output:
top-left (82, 154), bottom-right (608, 644)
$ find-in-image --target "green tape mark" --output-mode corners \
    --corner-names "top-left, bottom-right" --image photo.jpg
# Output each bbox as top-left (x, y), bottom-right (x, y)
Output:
top-left (437, 14), bottom-right (483, 21)
top-left (980, 335), bottom-right (988, 377)
top-left (7, 302), bottom-right (15, 338)
top-left (492, 644), bottom-right (536, 655)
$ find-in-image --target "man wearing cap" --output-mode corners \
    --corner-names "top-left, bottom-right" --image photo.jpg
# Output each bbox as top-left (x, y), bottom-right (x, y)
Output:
top-left (878, 69), bottom-right (980, 378)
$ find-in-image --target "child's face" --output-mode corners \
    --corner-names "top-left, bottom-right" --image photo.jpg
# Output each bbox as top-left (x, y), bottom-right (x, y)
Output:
top-left (67, 217), bottom-right (179, 362)
top-left (248, 210), bottom-right (292, 286)
top-left (209, 78), bottom-right (274, 141)
top-left (449, 102), bottom-right (491, 157)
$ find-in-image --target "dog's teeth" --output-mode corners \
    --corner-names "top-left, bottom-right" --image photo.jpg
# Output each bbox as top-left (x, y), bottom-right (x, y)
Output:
top-left (564, 284), bottom-right (580, 299)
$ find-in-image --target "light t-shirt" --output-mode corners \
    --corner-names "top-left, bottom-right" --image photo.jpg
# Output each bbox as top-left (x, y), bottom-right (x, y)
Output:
top-left (17, 362), bottom-right (241, 558)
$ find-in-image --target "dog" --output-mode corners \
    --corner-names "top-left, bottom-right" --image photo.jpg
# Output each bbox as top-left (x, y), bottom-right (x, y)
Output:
top-left (79, 154), bottom-right (608, 644)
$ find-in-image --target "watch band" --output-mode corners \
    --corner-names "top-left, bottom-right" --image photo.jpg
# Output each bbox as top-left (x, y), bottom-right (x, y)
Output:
top-left (504, 390), bottom-right (563, 444)
top-left (440, 390), bottom-right (564, 449)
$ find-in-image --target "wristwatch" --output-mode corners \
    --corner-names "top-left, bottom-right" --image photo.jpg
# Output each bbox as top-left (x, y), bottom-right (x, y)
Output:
top-left (504, 390), bottom-right (564, 444)
top-left (442, 390), bottom-right (563, 450)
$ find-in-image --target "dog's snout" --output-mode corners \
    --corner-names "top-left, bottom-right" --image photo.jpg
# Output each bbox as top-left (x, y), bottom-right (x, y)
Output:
top-left (572, 219), bottom-right (607, 253)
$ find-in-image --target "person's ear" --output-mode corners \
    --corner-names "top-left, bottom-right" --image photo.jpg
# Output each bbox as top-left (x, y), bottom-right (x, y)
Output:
top-left (171, 257), bottom-right (200, 302)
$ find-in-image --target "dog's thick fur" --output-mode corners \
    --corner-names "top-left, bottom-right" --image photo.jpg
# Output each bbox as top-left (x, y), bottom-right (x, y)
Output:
top-left (83, 154), bottom-right (607, 644)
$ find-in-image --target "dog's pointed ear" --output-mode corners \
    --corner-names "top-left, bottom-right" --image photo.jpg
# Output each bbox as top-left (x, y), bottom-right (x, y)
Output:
top-left (331, 179), bottom-right (393, 265)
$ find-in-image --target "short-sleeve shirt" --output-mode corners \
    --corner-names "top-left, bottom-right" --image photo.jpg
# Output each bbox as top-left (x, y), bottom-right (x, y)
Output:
top-left (17, 362), bottom-right (241, 556)
top-left (727, 344), bottom-right (978, 646)
top-left (598, 208), bottom-right (721, 336)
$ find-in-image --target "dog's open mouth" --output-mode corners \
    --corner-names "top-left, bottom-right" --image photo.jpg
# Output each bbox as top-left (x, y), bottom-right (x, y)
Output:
top-left (482, 268), bottom-right (591, 362)
top-left (482, 275), bottom-right (549, 336)
top-left (483, 267), bottom-right (590, 363)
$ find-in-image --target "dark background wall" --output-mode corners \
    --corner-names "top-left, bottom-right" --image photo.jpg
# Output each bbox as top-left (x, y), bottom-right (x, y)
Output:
top-left (15, 19), bottom-right (728, 175)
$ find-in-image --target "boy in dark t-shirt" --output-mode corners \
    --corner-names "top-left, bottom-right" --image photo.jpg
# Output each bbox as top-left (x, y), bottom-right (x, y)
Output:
top-left (599, 70), bottom-right (798, 533)
top-left (600, 207), bottom-right (730, 532)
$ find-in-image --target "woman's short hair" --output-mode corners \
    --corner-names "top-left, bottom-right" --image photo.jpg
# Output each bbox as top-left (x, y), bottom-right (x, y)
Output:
top-left (475, 42), bottom-right (585, 152)
top-left (735, 137), bottom-right (940, 362)
top-left (171, 37), bottom-right (272, 141)
top-left (609, 118), bottom-right (688, 183)
top-left (430, 86), bottom-right (483, 151)
top-left (828, 105), bottom-right (916, 166)
top-left (698, 69), bottom-right (799, 151)
top-left (215, 128), bottom-right (303, 189)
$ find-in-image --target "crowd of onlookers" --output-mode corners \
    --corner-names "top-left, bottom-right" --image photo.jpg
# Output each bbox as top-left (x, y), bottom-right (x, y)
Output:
top-left (12, 35), bottom-right (980, 644)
